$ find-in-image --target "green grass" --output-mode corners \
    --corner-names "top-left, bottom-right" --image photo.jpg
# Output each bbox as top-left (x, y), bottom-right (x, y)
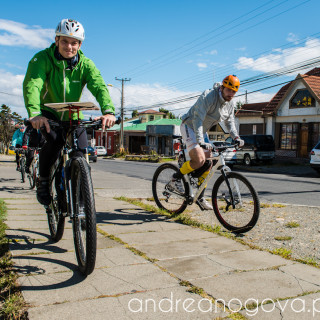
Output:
top-left (0, 199), bottom-right (27, 319)
top-left (274, 236), bottom-right (292, 241)
top-left (285, 221), bottom-right (300, 228)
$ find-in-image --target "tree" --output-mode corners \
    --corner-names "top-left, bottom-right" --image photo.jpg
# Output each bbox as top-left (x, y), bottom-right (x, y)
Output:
top-left (0, 104), bottom-right (23, 154)
top-left (159, 107), bottom-right (176, 119)
top-left (235, 101), bottom-right (243, 114)
top-left (131, 110), bottom-right (138, 118)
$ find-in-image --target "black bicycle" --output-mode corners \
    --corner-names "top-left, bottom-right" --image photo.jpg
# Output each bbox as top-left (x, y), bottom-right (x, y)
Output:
top-left (28, 102), bottom-right (120, 275)
top-left (13, 147), bottom-right (27, 183)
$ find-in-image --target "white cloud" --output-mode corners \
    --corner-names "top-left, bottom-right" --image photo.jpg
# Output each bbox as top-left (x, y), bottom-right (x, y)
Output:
top-left (0, 19), bottom-right (54, 49)
top-left (287, 32), bottom-right (299, 44)
top-left (0, 69), bottom-right (25, 116)
top-left (204, 50), bottom-right (218, 55)
top-left (236, 38), bottom-right (320, 73)
top-left (197, 62), bottom-right (208, 70)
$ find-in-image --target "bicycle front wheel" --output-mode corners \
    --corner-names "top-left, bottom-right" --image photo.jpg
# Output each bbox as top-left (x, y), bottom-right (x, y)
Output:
top-left (212, 172), bottom-right (260, 233)
top-left (47, 166), bottom-right (65, 242)
top-left (152, 163), bottom-right (188, 214)
top-left (71, 157), bottom-right (96, 276)
top-left (20, 158), bottom-right (25, 183)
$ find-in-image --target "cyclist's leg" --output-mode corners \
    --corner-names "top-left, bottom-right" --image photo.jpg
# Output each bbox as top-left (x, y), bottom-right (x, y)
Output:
top-left (15, 144), bottom-right (22, 170)
top-left (37, 114), bottom-right (64, 205)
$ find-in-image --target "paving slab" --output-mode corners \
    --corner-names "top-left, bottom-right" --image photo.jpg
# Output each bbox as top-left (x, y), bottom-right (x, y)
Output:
top-left (20, 264), bottom-right (179, 306)
top-left (240, 292), bottom-right (320, 319)
top-left (27, 286), bottom-right (228, 320)
top-left (131, 236), bottom-right (250, 260)
top-left (191, 268), bottom-right (319, 309)
top-left (115, 228), bottom-right (219, 246)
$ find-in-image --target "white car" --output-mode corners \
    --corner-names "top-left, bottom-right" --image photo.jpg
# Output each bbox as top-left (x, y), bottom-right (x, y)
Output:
top-left (95, 146), bottom-right (107, 156)
top-left (310, 141), bottom-right (320, 174)
top-left (211, 141), bottom-right (237, 168)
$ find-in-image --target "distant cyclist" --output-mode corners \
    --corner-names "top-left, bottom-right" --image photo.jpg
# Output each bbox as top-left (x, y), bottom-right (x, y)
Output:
top-left (10, 124), bottom-right (25, 171)
top-left (171, 75), bottom-right (244, 210)
top-left (22, 126), bottom-right (44, 174)
top-left (23, 18), bottom-right (115, 206)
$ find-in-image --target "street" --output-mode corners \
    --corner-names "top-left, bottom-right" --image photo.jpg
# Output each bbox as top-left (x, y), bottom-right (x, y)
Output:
top-left (92, 158), bottom-right (320, 207)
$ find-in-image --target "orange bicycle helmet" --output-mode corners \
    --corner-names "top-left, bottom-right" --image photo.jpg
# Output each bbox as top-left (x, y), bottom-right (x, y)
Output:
top-left (222, 75), bottom-right (240, 92)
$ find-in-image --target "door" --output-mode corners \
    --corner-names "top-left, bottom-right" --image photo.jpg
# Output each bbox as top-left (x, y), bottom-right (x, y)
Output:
top-left (299, 124), bottom-right (309, 158)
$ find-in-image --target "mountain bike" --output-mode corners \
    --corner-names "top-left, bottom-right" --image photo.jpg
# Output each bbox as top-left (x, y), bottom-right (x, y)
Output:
top-left (152, 137), bottom-right (260, 233)
top-left (27, 102), bottom-right (120, 275)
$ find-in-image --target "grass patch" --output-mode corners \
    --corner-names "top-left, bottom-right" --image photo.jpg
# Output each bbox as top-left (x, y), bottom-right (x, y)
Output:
top-left (260, 203), bottom-right (271, 208)
top-left (285, 221), bottom-right (300, 228)
top-left (0, 199), bottom-right (27, 319)
top-left (272, 203), bottom-right (286, 208)
top-left (272, 247), bottom-right (292, 259)
top-left (274, 236), bottom-right (292, 241)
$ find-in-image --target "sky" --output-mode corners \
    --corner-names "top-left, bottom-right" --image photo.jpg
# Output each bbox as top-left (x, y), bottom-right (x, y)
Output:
top-left (1, 0), bottom-right (320, 119)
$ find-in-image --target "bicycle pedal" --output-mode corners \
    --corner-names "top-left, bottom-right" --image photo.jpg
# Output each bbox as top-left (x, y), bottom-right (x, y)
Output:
top-left (195, 200), bottom-right (205, 211)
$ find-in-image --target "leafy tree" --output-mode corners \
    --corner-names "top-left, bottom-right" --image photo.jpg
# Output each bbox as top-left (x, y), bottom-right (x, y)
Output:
top-left (235, 101), bottom-right (243, 114)
top-left (0, 104), bottom-right (23, 154)
top-left (131, 110), bottom-right (138, 118)
top-left (159, 107), bottom-right (176, 119)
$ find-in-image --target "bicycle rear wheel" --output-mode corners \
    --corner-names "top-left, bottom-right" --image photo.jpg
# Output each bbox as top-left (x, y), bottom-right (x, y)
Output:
top-left (152, 163), bottom-right (188, 214)
top-left (20, 158), bottom-right (25, 183)
top-left (212, 172), bottom-right (260, 233)
top-left (47, 166), bottom-right (65, 242)
top-left (71, 157), bottom-right (96, 276)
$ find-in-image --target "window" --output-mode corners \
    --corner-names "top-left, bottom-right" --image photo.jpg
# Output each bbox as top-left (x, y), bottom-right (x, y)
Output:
top-left (149, 115), bottom-right (154, 121)
top-left (280, 123), bottom-right (298, 149)
top-left (290, 89), bottom-right (315, 108)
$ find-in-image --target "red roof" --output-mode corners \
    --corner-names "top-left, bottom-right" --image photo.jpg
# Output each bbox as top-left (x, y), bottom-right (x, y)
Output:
top-left (263, 67), bottom-right (320, 114)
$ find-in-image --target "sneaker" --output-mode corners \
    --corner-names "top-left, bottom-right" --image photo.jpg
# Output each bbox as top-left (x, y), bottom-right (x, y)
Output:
top-left (197, 197), bottom-right (213, 210)
top-left (167, 178), bottom-right (184, 194)
top-left (36, 177), bottom-right (51, 206)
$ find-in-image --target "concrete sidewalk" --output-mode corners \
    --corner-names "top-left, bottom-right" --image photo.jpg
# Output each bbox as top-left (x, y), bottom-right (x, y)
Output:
top-left (1, 154), bottom-right (320, 319)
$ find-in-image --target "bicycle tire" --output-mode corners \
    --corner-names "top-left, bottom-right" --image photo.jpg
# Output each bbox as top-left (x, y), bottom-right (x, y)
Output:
top-left (47, 165), bottom-right (65, 242)
top-left (152, 163), bottom-right (189, 214)
top-left (20, 158), bottom-right (25, 183)
top-left (212, 172), bottom-right (260, 233)
top-left (71, 157), bottom-right (96, 276)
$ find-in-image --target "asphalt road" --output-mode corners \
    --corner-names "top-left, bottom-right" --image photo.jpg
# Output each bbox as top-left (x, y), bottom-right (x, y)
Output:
top-left (92, 158), bottom-right (320, 207)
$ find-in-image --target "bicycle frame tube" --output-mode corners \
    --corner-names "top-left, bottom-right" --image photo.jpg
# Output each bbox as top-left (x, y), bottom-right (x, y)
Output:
top-left (189, 154), bottom-right (232, 203)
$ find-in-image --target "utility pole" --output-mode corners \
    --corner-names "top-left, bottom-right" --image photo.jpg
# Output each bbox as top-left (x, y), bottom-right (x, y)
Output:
top-left (115, 77), bottom-right (131, 152)
top-left (245, 90), bottom-right (248, 104)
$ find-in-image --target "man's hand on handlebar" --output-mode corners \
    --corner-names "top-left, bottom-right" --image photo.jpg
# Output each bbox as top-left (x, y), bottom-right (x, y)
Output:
top-left (94, 114), bottom-right (116, 131)
top-left (235, 137), bottom-right (245, 147)
top-left (29, 116), bottom-right (50, 133)
top-left (200, 142), bottom-right (213, 150)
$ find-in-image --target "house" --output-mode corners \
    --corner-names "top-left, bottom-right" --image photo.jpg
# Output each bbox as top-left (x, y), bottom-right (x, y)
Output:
top-left (101, 110), bottom-right (181, 155)
top-left (236, 67), bottom-right (320, 158)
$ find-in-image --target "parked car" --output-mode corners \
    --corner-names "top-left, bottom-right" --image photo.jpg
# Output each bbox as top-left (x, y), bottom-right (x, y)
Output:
top-left (87, 146), bottom-right (97, 162)
top-left (310, 141), bottom-right (320, 174)
top-left (211, 140), bottom-right (237, 168)
top-left (95, 146), bottom-right (107, 156)
top-left (226, 135), bottom-right (275, 166)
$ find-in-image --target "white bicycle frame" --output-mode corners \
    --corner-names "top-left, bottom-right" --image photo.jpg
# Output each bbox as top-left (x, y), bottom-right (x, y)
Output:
top-left (180, 150), bottom-right (242, 208)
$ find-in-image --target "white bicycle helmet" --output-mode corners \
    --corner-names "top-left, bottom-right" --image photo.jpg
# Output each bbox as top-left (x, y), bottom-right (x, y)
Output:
top-left (55, 19), bottom-right (85, 42)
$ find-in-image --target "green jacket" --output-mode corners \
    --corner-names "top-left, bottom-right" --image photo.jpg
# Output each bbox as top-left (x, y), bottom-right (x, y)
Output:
top-left (23, 43), bottom-right (114, 121)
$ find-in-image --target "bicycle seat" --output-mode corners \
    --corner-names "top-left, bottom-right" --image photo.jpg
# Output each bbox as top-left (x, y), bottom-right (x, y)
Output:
top-left (44, 102), bottom-right (99, 112)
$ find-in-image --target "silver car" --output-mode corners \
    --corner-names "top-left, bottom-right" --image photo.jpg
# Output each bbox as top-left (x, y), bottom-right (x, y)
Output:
top-left (310, 141), bottom-right (320, 174)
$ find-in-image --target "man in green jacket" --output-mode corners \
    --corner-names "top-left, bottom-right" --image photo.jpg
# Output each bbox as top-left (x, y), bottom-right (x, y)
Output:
top-left (23, 18), bottom-right (116, 205)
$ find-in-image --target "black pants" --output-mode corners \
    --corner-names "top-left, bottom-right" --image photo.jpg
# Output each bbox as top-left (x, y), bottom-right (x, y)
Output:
top-left (15, 144), bottom-right (22, 165)
top-left (39, 111), bottom-right (88, 177)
